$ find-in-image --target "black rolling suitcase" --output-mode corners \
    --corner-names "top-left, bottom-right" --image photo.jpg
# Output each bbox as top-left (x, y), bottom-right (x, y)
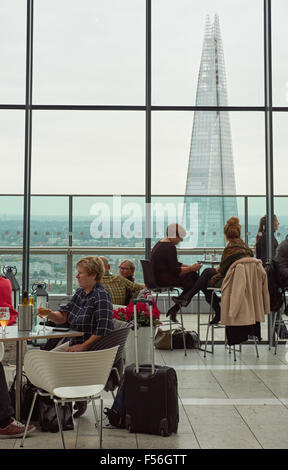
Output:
top-left (124, 297), bottom-right (179, 436)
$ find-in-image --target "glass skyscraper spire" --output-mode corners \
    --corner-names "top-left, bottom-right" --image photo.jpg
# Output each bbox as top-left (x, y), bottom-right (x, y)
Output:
top-left (185, 14), bottom-right (238, 247)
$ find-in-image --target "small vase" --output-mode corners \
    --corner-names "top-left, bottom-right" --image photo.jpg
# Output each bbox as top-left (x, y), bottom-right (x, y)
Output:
top-left (125, 326), bottom-right (154, 366)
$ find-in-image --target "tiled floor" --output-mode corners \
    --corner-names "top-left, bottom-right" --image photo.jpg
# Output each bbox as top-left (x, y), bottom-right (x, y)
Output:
top-left (2, 314), bottom-right (288, 450)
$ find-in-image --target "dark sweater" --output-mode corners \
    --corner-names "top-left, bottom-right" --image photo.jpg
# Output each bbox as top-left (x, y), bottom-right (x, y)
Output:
top-left (256, 232), bottom-right (278, 264)
top-left (150, 241), bottom-right (182, 286)
top-left (274, 235), bottom-right (288, 287)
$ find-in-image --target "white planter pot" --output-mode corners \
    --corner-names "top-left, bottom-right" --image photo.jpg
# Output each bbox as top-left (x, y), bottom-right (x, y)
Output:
top-left (125, 326), bottom-right (154, 366)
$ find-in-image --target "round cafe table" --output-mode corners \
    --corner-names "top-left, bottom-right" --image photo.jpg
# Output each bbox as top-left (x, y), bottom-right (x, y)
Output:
top-left (0, 325), bottom-right (83, 421)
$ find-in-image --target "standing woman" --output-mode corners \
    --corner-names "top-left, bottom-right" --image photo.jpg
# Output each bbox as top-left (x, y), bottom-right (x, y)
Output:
top-left (255, 214), bottom-right (279, 264)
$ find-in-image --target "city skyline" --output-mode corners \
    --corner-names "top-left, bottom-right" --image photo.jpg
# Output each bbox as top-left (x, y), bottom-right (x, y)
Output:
top-left (184, 14), bottom-right (238, 246)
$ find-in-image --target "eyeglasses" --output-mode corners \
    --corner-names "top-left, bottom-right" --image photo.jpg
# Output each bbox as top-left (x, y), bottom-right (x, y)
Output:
top-left (119, 266), bottom-right (130, 270)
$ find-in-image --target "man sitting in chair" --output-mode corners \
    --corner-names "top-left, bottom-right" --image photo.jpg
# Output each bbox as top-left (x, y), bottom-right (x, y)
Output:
top-left (100, 256), bottom-right (144, 306)
top-left (150, 223), bottom-right (202, 322)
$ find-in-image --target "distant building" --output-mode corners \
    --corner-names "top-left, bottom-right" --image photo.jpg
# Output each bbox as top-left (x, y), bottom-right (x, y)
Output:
top-left (184, 14), bottom-right (238, 247)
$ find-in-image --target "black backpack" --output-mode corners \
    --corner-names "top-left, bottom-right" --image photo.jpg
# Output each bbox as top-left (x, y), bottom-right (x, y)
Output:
top-left (104, 383), bottom-right (126, 428)
top-left (265, 260), bottom-right (283, 312)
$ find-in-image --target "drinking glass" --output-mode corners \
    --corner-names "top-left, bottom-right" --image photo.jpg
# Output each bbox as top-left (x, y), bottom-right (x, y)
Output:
top-left (212, 251), bottom-right (217, 262)
top-left (38, 301), bottom-right (49, 332)
top-left (204, 251), bottom-right (211, 262)
top-left (0, 307), bottom-right (10, 335)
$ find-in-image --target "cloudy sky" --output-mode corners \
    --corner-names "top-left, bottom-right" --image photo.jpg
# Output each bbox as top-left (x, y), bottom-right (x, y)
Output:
top-left (0, 0), bottom-right (287, 198)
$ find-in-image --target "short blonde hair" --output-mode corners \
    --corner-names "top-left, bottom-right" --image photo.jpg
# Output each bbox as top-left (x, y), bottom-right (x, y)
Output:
top-left (76, 256), bottom-right (104, 282)
top-left (119, 259), bottom-right (135, 273)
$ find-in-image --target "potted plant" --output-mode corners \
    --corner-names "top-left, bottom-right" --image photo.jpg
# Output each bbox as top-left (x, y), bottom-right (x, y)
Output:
top-left (113, 300), bottom-right (161, 365)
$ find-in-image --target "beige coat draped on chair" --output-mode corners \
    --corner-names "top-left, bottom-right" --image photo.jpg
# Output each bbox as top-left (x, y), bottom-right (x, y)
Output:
top-left (220, 257), bottom-right (270, 326)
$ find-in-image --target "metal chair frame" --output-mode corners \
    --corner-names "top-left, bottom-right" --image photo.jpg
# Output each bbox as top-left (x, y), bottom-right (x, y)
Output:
top-left (20, 347), bottom-right (118, 449)
top-left (203, 288), bottom-right (259, 361)
top-left (140, 260), bottom-right (187, 356)
top-left (270, 287), bottom-right (288, 355)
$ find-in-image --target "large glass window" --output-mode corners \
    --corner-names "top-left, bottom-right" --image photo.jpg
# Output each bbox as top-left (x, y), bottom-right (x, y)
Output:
top-left (0, 2), bottom-right (287, 299)
top-left (151, 111), bottom-right (265, 195)
top-left (0, 111), bottom-right (25, 193)
top-left (31, 111), bottom-right (145, 195)
top-left (30, 196), bottom-right (69, 246)
top-left (272, 0), bottom-right (288, 107)
top-left (29, 254), bottom-right (67, 295)
top-left (152, 0), bottom-right (263, 106)
top-left (273, 113), bottom-right (288, 196)
top-left (0, 1), bottom-right (26, 103)
top-left (33, 0), bottom-right (145, 105)
top-left (73, 196), bottom-right (145, 247)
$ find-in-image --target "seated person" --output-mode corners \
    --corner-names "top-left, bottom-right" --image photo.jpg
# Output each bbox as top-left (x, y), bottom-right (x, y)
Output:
top-left (150, 223), bottom-right (202, 322)
top-left (118, 259), bottom-right (136, 282)
top-left (119, 259), bottom-right (136, 304)
top-left (0, 274), bottom-right (18, 325)
top-left (173, 217), bottom-right (253, 324)
top-left (37, 256), bottom-right (114, 418)
top-left (274, 234), bottom-right (288, 288)
top-left (255, 214), bottom-right (279, 264)
top-left (0, 362), bottom-right (35, 438)
top-left (100, 256), bottom-right (144, 305)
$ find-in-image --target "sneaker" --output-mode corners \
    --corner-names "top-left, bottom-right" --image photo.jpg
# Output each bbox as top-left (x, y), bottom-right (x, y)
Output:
top-left (0, 418), bottom-right (36, 439)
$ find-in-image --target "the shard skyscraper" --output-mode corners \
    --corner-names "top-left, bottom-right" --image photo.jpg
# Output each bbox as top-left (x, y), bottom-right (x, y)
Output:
top-left (184, 14), bottom-right (238, 247)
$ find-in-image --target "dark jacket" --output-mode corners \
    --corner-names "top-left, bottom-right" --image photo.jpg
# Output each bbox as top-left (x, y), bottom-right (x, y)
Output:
top-left (256, 232), bottom-right (278, 264)
top-left (150, 241), bottom-right (182, 286)
top-left (274, 235), bottom-right (288, 287)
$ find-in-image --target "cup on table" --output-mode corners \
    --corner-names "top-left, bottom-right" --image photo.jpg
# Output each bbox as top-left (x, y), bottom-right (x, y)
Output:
top-left (0, 307), bottom-right (10, 335)
top-left (38, 302), bottom-right (49, 332)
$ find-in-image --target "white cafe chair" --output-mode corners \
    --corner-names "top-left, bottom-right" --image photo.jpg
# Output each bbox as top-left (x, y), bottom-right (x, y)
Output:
top-left (20, 346), bottom-right (119, 449)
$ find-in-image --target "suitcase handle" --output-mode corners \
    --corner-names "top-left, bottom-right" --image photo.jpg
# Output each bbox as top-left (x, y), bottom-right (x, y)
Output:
top-left (132, 297), bottom-right (155, 375)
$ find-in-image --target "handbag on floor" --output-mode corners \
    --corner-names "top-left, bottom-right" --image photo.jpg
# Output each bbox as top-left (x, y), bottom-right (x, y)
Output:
top-left (37, 396), bottom-right (74, 433)
top-left (104, 383), bottom-right (126, 428)
top-left (154, 328), bottom-right (200, 350)
top-left (9, 373), bottom-right (38, 421)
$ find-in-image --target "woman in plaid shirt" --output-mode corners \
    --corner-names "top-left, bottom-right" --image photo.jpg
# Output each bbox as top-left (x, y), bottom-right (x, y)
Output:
top-left (38, 256), bottom-right (114, 353)
top-left (37, 256), bottom-right (114, 417)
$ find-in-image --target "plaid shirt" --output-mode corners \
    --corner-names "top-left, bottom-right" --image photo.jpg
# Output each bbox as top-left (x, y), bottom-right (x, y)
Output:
top-left (59, 283), bottom-right (114, 346)
top-left (101, 273), bottom-right (144, 305)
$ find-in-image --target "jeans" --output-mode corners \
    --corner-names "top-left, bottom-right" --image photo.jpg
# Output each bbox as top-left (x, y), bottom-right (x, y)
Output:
top-left (0, 362), bottom-right (14, 421)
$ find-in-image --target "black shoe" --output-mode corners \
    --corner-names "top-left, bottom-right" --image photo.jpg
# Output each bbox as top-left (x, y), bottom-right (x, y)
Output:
top-left (172, 296), bottom-right (190, 307)
top-left (166, 305), bottom-right (179, 323)
top-left (209, 316), bottom-right (220, 325)
top-left (73, 401), bottom-right (87, 418)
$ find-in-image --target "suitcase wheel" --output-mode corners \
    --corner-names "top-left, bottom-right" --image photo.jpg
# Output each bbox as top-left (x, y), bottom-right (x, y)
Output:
top-left (160, 428), bottom-right (169, 437)
top-left (159, 418), bottom-right (170, 437)
top-left (125, 415), bottom-right (133, 433)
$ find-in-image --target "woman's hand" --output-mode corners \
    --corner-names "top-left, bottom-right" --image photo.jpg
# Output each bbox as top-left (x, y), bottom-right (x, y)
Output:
top-left (180, 262), bottom-right (202, 276)
top-left (191, 262), bottom-right (202, 272)
top-left (37, 307), bottom-right (51, 319)
top-left (67, 343), bottom-right (87, 352)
